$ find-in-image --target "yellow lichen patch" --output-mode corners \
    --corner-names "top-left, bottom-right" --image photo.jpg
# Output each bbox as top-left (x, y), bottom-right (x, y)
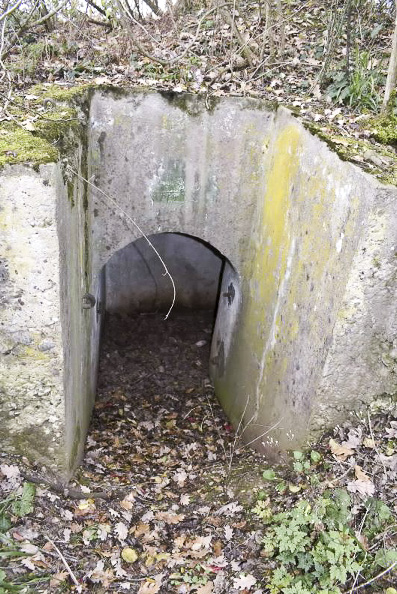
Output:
top-left (19, 346), bottom-right (49, 361)
top-left (244, 123), bottom-right (302, 353)
top-left (217, 123), bottom-right (303, 430)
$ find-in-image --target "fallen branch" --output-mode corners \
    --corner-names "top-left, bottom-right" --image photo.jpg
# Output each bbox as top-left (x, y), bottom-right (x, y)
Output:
top-left (345, 561), bottom-right (397, 593)
top-left (220, 7), bottom-right (257, 67)
top-left (1, 0), bottom-right (69, 60)
top-left (44, 536), bottom-right (81, 592)
top-left (0, 0), bottom-right (23, 23)
top-left (86, 0), bottom-right (107, 18)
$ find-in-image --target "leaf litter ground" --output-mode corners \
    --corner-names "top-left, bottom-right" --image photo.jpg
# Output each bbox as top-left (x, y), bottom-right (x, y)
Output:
top-left (1, 312), bottom-right (269, 593)
top-left (1, 311), bottom-right (397, 593)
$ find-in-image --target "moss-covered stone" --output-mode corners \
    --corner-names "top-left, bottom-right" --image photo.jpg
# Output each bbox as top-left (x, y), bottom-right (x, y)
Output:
top-left (370, 114), bottom-right (397, 146)
top-left (0, 83), bottom-right (91, 169)
top-left (0, 123), bottom-right (59, 167)
top-left (302, 119), bottom-right (397, 186)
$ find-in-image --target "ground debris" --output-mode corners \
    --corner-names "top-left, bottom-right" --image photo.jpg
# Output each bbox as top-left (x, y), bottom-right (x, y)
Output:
top-left (0, 312), bottom-right (268, 592)
top-left (1, 313), bottom-right (396, 592)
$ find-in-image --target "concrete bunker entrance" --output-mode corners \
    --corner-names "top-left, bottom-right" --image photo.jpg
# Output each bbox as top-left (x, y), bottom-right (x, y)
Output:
top-left (94, 232), bottom-right (240, 444)
top-left (3, 90), bottom-right (397, 475)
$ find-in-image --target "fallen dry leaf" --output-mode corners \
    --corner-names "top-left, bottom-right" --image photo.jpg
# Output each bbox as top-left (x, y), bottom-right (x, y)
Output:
top-left (385, 421), bottom-right (397, 438)
top-left (120, 495), bottom-right (134, 510)
top-left (363, 437), bottom-right (375, 448)
top-left (115, 522), bottom-right (129, 542)
top-left (138, 578), bottom-right (162, 593)
top-left (347, 479), bottom-right (375, 497)
top-left (155, 511), bottom-right (185, 524)
top-left (342, 428), bottom-right (362, 449)
top-left (329, 438), bottom-right (354, 460)
top-left (50, 571), bottom-right (69, 587)
top-left (233, 573), bottom-right (257, 590)
top-left (134, 522), bottom-right (150, 537)
top-left (213, 540), bottom-right (223, 556)
top-left (196, 582), bottom-right (214, 594)
top-left (354, 465), bottom-right (371, 482)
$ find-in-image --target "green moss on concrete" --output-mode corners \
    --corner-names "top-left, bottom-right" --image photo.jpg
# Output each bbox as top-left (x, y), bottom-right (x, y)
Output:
top-left (28, 83), bottom-right (90, 104)
top-left (0, 84), bottom-right (91, 169)
top-left (160, 91), bottom-right (221, 115)
top-left (67, 181), bottom-right (75, 207)
top-left (0, 123), bottom-right (59, 167)
top-left (303, 120), bottom-right (397, 186)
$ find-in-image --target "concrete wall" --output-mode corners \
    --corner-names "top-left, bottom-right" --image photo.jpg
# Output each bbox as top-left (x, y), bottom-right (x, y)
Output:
top-left (1, 88), bottom-right (397, 474)
top-left (214, 110), bottom-right (397, 450)
top-left (105, 233), bottom-right (223, 314)
top-left (57, 148), bottom-right (104, 474)
top-left (0, 164), bottom-right (65, 467)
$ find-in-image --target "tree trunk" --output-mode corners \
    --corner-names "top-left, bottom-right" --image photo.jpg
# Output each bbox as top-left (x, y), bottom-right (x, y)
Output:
top-left (383, 1), bottom-right (397, 112)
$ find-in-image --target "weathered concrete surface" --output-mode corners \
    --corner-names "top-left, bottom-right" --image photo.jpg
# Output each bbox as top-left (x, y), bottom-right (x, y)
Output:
top-left (105, 233), bottom-right (223, 314)
top-left (213, 108), bottom-right (397, 450)
top-left (1, 88), bottom-right (397, 473)
top-left (57, 148), bottom-right (104, 474)
top-left (0, 164), bottom-right (65, 467)
top-left (88, 92), bottom-right (272, 274)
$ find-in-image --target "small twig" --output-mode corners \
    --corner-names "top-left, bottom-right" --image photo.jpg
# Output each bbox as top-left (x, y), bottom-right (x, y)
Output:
top-left (86, 0), bottom-right (107, 18)
top-left (220, 7), bottom-right (257, 67)
top-left (367, 411), bottom-right (387, 480)
top-left (327, 463), bottom-right (353, 485)
top-left (0, 0), bottom-right (23, 24)
top-left (349, 504), bottom-right (371, 592)
top-left (20, 0), bottom-right (69, 29)
top-left (345, 561), bottom-right (397, 593)
top-left (20, 471), bottom-right (136, 500)
top-left (1, 0), bottom-right (69, 60)
top-left (44, 536), bottom-right (81, 592)
top-left (238, 417), bottom-right (284, 451)
top-left (67, 167), bottom-right (176, 320)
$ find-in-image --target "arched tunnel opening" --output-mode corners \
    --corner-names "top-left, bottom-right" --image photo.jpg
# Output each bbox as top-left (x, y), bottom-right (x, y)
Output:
top-left (85, 233), bottom-right (242, 484)
top-left (104, 232), bottom-right (225, 316)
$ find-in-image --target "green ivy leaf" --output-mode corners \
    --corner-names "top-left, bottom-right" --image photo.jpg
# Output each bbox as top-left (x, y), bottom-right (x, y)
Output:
top-left (11, 482), bottom-right (35, 518)
top-left (294, 462), bottom-right (304, 473)
top-left (293, 451), bottom-right (304, 461)
top-left (310, 450), bottom-right (322, 463)
top-left (374, 548), bottom-right (397, 569)
top-left (0, 514), bottom-right (11, 533)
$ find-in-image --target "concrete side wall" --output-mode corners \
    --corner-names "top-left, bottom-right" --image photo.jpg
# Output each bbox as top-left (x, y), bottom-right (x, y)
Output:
top-left (105, 233), bottom-right (223, 314)
top-left (216, 108), bottom-right (397, 450)
top-left (0, 165), bottom-right (65, 467)
top-left (57, 154), bottom-right (104, 475)
top-left (313, 187), bottom-right (397, 429)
